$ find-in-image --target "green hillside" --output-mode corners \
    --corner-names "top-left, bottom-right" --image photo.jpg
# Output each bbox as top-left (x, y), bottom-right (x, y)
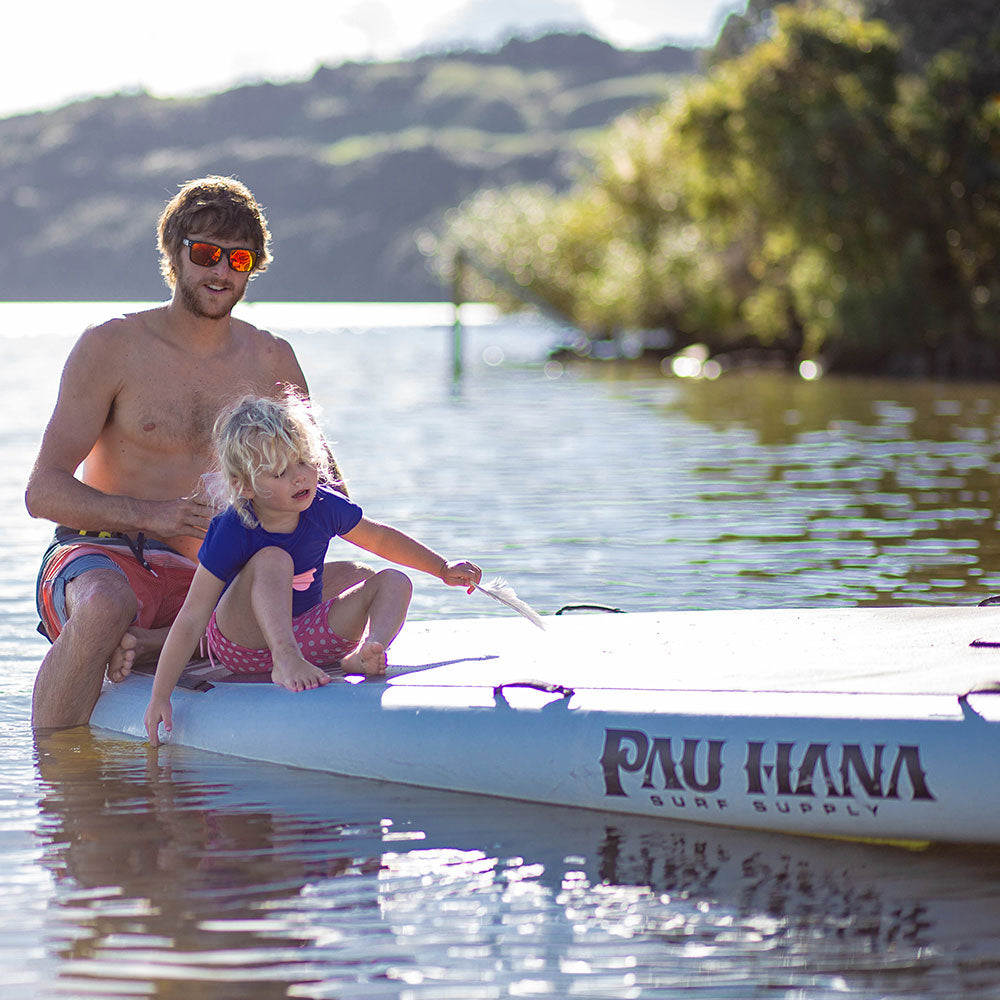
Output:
top-left (0, 33), bottom-right (697, 302)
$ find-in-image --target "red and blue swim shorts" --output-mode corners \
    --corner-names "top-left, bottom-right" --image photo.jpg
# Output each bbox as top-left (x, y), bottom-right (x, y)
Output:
top-left (36, 528), bottom-right (197, 641)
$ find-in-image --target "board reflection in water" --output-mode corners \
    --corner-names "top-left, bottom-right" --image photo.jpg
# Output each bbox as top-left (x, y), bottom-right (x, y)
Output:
top-left (30, 730), bottom-right (1000, 999)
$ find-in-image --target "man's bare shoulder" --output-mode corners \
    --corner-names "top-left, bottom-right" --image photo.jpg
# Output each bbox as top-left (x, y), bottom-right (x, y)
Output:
top-left (231, 315), bottom-right (292, 351)
top-left (74, 306), bottom-right (164, 352)
top-left (230, 316), bottom-right (302, 376)
top-left (46, 310), bottom-right (169, 427)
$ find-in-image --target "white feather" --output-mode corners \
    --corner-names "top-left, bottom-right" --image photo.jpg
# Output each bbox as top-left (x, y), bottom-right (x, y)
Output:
top-left (474, 577), bottom-right (546, 630)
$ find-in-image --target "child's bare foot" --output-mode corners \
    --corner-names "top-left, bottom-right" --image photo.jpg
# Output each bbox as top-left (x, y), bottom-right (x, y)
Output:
top-left (271, 655), bottom-right (332, 692)
top-left (340, 640), bottom-right (387, 677)
top-left (106, 631), bottom-right (137, 683)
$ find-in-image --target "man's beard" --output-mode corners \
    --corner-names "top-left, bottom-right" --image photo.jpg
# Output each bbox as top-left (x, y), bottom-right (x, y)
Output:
top-left (177, 273), bottom-right (245, 319)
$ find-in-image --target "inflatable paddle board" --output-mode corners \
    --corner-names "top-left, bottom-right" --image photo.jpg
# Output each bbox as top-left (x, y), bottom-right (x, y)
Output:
top-left (90, 606), bottom-right (1000, 845)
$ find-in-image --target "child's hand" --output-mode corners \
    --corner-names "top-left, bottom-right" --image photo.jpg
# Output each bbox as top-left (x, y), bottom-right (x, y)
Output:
top-left (144, 697), bottom-right (172, 748)
top-left (440, 560), bottom-right (482, 593)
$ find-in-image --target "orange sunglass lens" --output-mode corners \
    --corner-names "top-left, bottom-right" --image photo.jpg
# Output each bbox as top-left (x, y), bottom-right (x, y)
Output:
top-left (228, 249), bottom-right (255, 272)
top-left (189, 242), bottom-right (223, 266)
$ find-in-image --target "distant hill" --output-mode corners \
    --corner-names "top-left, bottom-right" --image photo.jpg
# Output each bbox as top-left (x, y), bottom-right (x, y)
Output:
top-left (0, 33), bottom-right (698, 302)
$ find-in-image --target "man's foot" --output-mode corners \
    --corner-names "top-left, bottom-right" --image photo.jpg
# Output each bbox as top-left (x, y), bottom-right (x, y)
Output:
top-left (340, 640), bottom-right (387, 677)
top-left (271, 655), bottom-right (332, 692)
top-left (106, 632), bottom-right (137, 683)
top-left (105, 626), bottom-right (169, 683)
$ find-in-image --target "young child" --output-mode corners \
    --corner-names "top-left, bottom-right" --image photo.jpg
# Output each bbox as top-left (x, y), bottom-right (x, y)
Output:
top-left (143, 392), bottom-right (481, 746)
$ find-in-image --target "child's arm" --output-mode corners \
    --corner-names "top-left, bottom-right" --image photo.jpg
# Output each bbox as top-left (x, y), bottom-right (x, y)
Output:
top-left (144, 565), bottom-right (225, 746)
top-left (342, 517), bottom-right (481, 590)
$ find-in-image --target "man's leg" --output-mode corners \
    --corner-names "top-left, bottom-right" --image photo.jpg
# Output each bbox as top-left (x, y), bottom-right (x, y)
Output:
top-left (32, 569), bottom-right (138, 729)
top-left (322, 560), bottom-right (375, 600)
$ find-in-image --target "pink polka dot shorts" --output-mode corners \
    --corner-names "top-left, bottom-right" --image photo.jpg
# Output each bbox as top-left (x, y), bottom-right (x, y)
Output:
top-left (206, 598), bottom-right (361, 674)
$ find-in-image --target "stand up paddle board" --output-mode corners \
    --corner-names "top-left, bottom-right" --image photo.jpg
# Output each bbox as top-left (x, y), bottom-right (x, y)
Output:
top-left (90, 606), bottom-right (1000, 845)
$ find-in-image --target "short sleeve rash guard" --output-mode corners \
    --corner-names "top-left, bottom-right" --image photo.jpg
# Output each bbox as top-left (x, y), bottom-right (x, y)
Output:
top-left (198, 485), bottom-right (363, 616)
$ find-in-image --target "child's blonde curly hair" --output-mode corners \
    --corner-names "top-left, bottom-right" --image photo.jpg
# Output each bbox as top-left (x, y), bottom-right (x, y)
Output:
top-left (207, 390), bottom-right (337, 527)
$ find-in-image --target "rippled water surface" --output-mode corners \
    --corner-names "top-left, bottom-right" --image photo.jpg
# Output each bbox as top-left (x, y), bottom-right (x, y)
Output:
top-left (4, 302), bottom-right (1000, 999)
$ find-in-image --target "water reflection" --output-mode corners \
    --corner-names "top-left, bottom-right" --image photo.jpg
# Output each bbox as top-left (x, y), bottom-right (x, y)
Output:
top-left (30, 730), bottom-right (1000, 999)
top-left (571, 366), bottom-right (1000, 608)
top-left (34, 730), bottom-right (385, 999)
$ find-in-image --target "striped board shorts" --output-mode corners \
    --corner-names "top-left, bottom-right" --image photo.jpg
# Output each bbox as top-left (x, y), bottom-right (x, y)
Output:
top-left (36, 528), bottom-right (196, 641)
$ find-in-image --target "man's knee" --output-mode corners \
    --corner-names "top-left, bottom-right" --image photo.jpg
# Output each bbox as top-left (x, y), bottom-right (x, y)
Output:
top-left (323, 560), bottom-right (375, 598)
top-left (64, 569), bottom-right (138, 628)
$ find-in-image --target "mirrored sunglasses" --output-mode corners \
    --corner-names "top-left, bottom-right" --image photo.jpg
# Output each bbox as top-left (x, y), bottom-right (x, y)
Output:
top-left (182, 238), bottom-right (257, 273)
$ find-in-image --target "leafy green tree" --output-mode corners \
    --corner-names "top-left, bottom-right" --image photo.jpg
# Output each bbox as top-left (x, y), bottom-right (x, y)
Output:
top-left (867, 0), bottom-right (1000, 86)
top-left (682, 6), bottom-right (915, 365)
top-left (438, 1), bottom-right (1000, 374)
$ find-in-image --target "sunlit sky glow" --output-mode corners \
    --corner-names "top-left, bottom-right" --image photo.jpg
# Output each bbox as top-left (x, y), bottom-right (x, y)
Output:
top-left (5, 0), bottom-right (742, 118)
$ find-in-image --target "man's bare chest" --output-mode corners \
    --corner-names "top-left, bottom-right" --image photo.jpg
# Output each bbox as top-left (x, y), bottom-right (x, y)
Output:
top-left (109, 362), bottom-right (274, 455)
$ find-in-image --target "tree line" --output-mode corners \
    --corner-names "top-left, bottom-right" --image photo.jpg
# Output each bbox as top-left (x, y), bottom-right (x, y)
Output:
top-left (436, 1), bottom-right (1000, 376)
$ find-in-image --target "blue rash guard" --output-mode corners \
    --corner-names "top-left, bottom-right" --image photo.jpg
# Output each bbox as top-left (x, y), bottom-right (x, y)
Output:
top-left (198, 485), bottom-right (363, 616)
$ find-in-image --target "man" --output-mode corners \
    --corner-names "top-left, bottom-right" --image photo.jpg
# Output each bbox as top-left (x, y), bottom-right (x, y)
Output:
top-left (26, 175), bottom-right (367, 729)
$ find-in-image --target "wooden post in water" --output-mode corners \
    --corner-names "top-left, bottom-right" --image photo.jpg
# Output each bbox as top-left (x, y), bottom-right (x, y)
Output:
top-left (451, 249), bottom-right (466, 381)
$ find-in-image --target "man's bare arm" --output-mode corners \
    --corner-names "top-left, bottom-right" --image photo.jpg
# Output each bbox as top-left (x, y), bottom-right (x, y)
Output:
top-left (24, 322), bottom-right (214, 538)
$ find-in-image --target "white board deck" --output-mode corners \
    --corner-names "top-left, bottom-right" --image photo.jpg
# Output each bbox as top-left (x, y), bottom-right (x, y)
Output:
top-left (90, 606), bottom-right (1000, 845)
top-left (386, 604), bottom-right (1000, 696)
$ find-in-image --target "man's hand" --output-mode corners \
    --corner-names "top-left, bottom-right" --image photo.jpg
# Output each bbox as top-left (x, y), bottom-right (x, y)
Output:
top-left (142, 495), bottom-right (218, 540)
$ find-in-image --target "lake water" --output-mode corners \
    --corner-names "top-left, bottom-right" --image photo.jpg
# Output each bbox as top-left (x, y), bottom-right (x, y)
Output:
top-left (4, 301), bottom-right (1000, 999)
